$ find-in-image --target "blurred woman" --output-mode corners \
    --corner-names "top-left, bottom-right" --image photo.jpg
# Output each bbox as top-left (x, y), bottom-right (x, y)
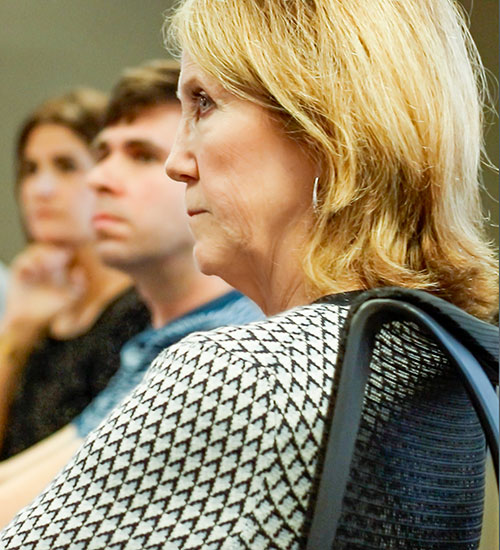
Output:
top-left (0, 0), bottom-right (497, 548)
top-left (0, 89), bottom-right (149, 459)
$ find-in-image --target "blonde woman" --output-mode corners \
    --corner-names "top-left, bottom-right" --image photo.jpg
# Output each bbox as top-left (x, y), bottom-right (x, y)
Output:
top-left (1, 1), bottom-right (497, 548)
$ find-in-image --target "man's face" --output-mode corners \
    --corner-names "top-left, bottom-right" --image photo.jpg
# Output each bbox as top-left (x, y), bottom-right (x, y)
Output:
top-left (88, 103), bottom-right (192, 270)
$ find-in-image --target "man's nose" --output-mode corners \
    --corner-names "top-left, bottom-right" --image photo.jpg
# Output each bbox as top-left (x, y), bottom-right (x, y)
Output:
top-left (87, 158), bottom-right (123, 195)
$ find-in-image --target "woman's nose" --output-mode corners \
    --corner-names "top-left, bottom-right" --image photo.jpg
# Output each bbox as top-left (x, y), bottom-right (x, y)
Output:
top-left (32, 171), bottom-right (57, 197)
top-left (165, 123), bottom-right (198, 185)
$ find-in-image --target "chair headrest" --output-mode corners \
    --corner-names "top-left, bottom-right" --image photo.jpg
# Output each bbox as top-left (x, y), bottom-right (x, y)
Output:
top-left (341, 287), bottom-right (499, 384)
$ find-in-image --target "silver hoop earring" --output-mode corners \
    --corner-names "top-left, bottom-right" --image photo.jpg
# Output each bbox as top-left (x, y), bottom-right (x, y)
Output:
top-left (312, 176), bottom-right (320, 213)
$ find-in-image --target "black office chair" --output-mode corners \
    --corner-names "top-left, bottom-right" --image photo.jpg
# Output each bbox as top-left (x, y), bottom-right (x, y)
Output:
top-left (306, 287), bottom-right (499, 550)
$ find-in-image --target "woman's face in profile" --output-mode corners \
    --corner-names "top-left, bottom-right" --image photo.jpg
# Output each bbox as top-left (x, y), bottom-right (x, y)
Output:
top-left (167, 53), bottom-right (316, 288)
top-left (19, 123), bottom-right (96, 245)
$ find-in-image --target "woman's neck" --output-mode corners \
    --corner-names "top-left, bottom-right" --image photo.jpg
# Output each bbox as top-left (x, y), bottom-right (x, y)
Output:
top-left (254, 275), bottom-right (312, 317)
top-left (224, 247), bottom-right (361, 317)
top-left (223, 246), bottom-right (312, 317)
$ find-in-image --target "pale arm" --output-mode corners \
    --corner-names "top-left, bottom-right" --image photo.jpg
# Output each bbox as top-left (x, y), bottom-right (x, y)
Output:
top-left (0, 423), bottom-right (79, 481)
top-left (0, 425), bottom-right (82, 528)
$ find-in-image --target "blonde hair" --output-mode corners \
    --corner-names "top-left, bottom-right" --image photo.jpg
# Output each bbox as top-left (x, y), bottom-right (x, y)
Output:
top-left (167, 0), bottom-right (498, 321)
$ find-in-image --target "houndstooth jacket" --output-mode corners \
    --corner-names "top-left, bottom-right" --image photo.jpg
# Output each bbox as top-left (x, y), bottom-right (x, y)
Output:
top-left (0, 297), bottom-right (354, 549)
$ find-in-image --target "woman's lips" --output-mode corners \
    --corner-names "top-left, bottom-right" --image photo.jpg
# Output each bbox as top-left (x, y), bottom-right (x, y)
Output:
top-left (187, 209), bottom-right (208, 217)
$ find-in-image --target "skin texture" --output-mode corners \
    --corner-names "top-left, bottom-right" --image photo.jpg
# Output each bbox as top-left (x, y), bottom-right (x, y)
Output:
top-left (166, 53), bottom-right (318, 316)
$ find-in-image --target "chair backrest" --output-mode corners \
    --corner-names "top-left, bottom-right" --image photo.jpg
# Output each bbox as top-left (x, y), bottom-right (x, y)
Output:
top-left (306, 287), bottom-right (499, 550)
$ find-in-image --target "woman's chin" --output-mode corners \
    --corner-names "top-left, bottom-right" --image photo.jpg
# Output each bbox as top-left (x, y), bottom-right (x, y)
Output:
top-left (193, 244), bottom-right (218, 277)
top-left (30, 229), bottom-right (89, 248)
top-left (29, 229), bottom-right (60, 244)
top-left (192, 242), bottom-right (233, 281)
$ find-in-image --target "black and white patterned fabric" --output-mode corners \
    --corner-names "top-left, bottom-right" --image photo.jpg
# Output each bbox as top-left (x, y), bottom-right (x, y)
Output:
top-left (0, 301), bottom-right (351, 549)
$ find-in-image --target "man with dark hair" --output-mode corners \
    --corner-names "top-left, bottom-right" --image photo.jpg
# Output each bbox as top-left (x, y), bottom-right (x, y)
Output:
top-left (0, 60), bottom-right (262, 526)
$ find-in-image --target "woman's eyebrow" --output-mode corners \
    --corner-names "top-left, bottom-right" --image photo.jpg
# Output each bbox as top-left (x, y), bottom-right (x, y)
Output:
top-left (177, 76), bottom-right (198, 99)
top-left (175, 79), bottom-right (187, 100)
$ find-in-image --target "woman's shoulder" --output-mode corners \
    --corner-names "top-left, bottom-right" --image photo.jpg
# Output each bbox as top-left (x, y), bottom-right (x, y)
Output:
top-left (152, 300), bottom-right (351, 371)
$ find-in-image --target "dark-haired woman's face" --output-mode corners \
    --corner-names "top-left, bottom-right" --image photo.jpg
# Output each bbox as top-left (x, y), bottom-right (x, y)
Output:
top-left (19, 123), bottom-right (96, 245)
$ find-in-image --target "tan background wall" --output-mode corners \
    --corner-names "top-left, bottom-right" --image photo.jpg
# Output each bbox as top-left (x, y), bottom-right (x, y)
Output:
top-left (0, 1), bottom-right (497, 264)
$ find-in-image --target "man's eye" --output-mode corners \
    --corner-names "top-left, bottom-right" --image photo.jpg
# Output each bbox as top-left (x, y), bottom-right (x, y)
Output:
top-left (132, 151), bottom-right (158, 162)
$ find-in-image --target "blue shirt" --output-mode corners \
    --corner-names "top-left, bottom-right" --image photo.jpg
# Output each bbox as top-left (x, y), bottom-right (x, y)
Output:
top-left (73, 290), bottom-right (263, 437)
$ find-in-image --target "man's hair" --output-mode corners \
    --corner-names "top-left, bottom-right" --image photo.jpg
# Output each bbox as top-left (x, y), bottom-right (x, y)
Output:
top-left (16, 87), bottom-right (107, 183)
top-left (104, 59), bottom-right (180, 127)
top-left (168, 0), bottom-right (498, 321)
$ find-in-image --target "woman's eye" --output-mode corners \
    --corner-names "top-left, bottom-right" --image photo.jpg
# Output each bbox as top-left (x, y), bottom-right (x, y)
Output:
top-left (55, 157), bottom-right (78, 173)
top-left (194, 91), bottom-right (214, 117)
top-left (20, 161), bottom-right (37, 177)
